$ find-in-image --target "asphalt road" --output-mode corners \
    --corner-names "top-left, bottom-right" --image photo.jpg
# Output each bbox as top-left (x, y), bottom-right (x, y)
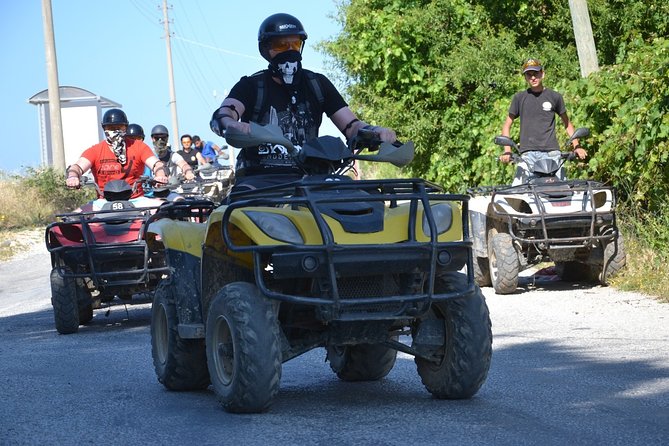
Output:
top-left (0, 243), bottom-right (667, 445)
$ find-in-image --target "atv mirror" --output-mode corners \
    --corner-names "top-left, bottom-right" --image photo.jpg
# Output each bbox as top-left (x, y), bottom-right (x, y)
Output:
top-left (570, 127), bottom-right (590, 141)
top-left (224, 122), bottom-right (296, 154)
top-left (353, 141), bottom-right (415, 167)
top-left (493, 135), bottom-right (518, 150)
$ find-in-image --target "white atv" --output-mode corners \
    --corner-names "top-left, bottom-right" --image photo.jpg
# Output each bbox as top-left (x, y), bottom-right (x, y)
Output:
top-left (469, 128), bottom-right (626, 294)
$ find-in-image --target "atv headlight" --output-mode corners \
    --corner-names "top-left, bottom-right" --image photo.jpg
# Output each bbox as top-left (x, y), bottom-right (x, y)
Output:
top-left (422, 203), bottom-right (453, 237)
top-left (244, 211), bottom-right (304, 244)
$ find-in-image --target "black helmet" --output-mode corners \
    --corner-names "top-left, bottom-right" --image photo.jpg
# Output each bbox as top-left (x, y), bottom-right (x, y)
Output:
top-left (151, 124), bottom-right (169, 137)
top-left (127, 123), bottom-right (145, 139)
top-left (258, 13), bottom-right (307, 61)
top-left (101, 108), bottom-right (129, 127)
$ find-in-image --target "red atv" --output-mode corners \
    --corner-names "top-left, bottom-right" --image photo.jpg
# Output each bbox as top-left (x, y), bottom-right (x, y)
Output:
top-left (45, 179), bottom-right (214, 334)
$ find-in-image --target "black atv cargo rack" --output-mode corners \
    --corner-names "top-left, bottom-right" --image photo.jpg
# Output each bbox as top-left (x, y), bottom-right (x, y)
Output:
top-left (45, 206), bottom-right (172, 288)
top-left (487, 179), bottom-right (619, 247)
top-left (222, 178), bottom-right (476, 321)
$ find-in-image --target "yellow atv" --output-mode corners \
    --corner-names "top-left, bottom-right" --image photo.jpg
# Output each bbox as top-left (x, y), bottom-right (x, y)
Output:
top-left (147, 123), bottom-right (492, 413)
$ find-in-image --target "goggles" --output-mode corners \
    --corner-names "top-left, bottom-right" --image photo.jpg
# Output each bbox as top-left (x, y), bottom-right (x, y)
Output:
top-left (269, 38), bottom-right (303, 53)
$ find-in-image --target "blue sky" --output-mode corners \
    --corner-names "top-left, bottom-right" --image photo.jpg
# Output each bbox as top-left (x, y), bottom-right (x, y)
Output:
top-left (0, 0), bottom-right (343, 172)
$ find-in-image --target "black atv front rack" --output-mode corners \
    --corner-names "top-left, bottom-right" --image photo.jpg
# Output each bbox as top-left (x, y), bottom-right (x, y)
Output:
top-left (489, 179), bottom-right (619, 247)
top-left (222, 178), bottom-right (476, 321)
top-left (45, 206), bottom-right (174, 289)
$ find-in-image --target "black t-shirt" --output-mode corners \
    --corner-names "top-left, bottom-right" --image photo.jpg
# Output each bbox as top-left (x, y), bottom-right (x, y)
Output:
top-left (227, 69), bottom-right (348, 175)
top-left (177, 149), bottom-right (200, 169)
top-left (508, 87), bottom-right (567, 152)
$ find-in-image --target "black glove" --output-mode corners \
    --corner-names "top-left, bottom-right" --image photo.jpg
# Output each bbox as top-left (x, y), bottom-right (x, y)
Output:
top-left (210, 107), bottom-right (228, 137)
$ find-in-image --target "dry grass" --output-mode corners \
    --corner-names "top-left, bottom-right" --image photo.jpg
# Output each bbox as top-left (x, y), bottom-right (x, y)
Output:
top-left (610, 232), bottom-right (669, 303)
top-left (0, 179), bottom-right (58, 229)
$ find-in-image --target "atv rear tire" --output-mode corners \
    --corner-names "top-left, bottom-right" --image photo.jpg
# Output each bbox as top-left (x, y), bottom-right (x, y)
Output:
top-left (151, 281), bottom-right (210, 390)
top-left (595, 232), bottom-right (626, 285)
top-left (416, 272), bottom-right (492, 398)
top-left (472, 256), bottom-right (491, 287)
top-left (206, 282), bottom-right (281, 413)
top-left (489, 233), bottom-right (519, 294)
top-left (50, 268), bottom-right (80, 334)
top-left (327, 341), bottom-right (398, 381)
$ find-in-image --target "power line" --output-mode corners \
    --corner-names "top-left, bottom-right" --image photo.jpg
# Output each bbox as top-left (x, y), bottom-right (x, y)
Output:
top-left (127, 0), bottom-right (162, 28)
top-left (170, 35), bottom-right (264, 61)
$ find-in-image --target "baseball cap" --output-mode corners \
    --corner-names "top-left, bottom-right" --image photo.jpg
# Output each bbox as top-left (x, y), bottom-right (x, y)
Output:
top-left (522, 58), bottom-right (543, 73)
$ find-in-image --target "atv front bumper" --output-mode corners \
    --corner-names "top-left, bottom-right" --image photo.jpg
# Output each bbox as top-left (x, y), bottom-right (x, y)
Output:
top-left (45, 207), bottom-right (170, 289)
top-left (222, 178), bottom-right (477, 321)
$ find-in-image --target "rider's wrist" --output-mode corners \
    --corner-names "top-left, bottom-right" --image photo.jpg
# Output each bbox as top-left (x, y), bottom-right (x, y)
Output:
top-left (66, 164), bottom-right (83, 179)
top-left (574, 144), bottom-right (583, 150)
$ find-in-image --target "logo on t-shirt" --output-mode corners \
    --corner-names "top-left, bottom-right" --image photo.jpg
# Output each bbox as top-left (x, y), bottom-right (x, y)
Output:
top-left (542, 101), bottom-right (552, 112)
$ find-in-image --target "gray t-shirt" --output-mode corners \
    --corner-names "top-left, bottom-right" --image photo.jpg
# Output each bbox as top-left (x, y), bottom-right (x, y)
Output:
top-left (508, 87), bottom-right (566, 152)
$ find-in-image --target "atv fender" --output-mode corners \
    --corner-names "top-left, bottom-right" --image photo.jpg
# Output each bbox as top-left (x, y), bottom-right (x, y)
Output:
top-left (200, 208), bottom-right (255, 321)
top-left (147, 218), bottom-right (207, 334)
top-left (468, 196), bottom-right (491, 258)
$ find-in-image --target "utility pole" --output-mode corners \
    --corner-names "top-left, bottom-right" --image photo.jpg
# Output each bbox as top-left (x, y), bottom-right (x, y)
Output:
top-left (569, 0), bottom-right (600, 78)
top-left (41, 0), bottom-right (65, 170)
top-left (162, 1), bottom-right (179, 142)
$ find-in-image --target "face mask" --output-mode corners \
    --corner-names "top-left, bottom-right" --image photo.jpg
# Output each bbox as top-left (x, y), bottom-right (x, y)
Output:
top-left (105, 130), bottom-right (127, 164)
top-left (153, 137), bottom-right (171, 160)
top-left (270, 50), bottom-right (302, 85)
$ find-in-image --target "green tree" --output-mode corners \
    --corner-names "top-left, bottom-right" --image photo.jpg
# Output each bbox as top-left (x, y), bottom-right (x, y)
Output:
top-left (323, 0), bottom-right (669, 202)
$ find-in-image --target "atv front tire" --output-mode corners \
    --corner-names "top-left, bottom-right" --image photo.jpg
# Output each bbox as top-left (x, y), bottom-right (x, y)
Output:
top-left (472, 256), bottom-right (491, 287)
top-left (50, 268), bottom-right (80, 334)
top-left (327, 341), bottom-right (398, 381)
top-left (415, 272), bottom-right (492, 399)
top-left (206, 282), bottom-right (281, 413)
top-left (489, 233), bottom-right (519, 294)
top-left (595, 232), bottom-right (626, 285)
top-left (151, 281), bottom-right (210, 390)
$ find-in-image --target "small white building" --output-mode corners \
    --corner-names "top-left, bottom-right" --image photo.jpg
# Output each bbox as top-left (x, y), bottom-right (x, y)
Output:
top-left (28, 86), bottom-right (122, 168)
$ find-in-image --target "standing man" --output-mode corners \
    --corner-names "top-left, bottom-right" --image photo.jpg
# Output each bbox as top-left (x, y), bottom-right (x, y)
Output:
top-left (500, 58), bottom-right (587, 184)
top-left (66, 109), bottom-right (167, 197)
top-left (193, 135), bottom-right (229, 165)
top-left (209, 13), bottom-right (396, 190)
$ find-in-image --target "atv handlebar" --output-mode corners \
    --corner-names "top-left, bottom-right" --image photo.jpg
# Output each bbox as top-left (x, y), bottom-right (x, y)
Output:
top-left (500, 151), bottom-right (577, 164)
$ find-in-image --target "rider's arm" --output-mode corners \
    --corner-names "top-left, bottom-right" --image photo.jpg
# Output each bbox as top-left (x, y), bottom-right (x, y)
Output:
top-left (560, 113), bottom-right (587, 159)
top-left (176, 159), bottom-right (195, 180)
top-left (211, 98), bottom-right (249, 135)
top-left (330, 107), bottom-right (396, 143)
top-left (499, 116), bottom-right (515, 163)
top-left (146, 156), bottom-right (169, 184)
top-left (65, 157), bottom-right (92, 188)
